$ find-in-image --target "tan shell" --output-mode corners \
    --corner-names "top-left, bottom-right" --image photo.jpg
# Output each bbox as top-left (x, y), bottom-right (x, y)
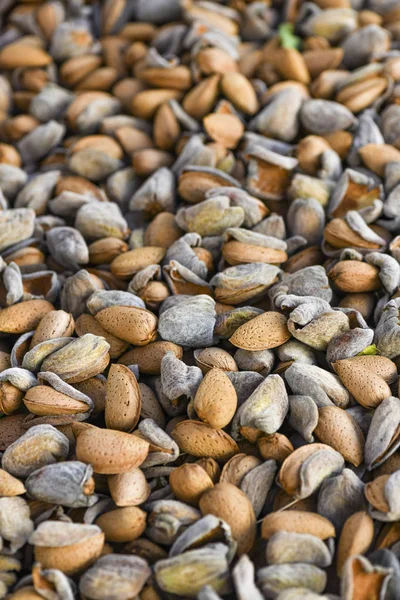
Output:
top-left (169, 463), bottom-right (214, 506)
top-left (183, 74), bottom-right (220, 119)
top-left (220, 454), bottom-right (261, 487)
top-left (74, 377), bottom-right (107, 416)
top-left (337, 511), bottom-right (374, 575)
top-left (220, 73), bottom-right (258, 115)
top-left (328, 261), bottom-right (381, 293)
top-left (33, 525), bottom-right (104, 575)
top-left (75, 313), bottom-right (129, 359)
top-left (108, 469), bottom-right (150, 507)
top-left (131, 89), bottom-right (182, 120)
top-left (171, 420), bottom-right (239, 461)
top-left (95, 506), bottom-right (146, 543)
top-left (262, 511), bottom-right (335, 540)
top-left (199, 482), bottom-right (256, 555)
top-left (0, 300), bottom-right (54, 334)
top-left (110, 247), bottom-right (166, 279)
top-left (222, 241), bottom-right (288, 266)
top-left (324, 220), bottom-right (381, 250)
top-left (88, 237), bottom-right (128, 265)
top-left (194, 347), bottom-right (238, 373)
top-left (23, 386), bottom-right (89, 416)
top-left (118, 341), bottom-right (183, 375)
top-left (193, 368), bottom-right (237, 429)
top-left (196, 457), bottom-right (221, 483)
top-left (0, 44), bottom-right (52, 69)
top-left (0, 414), bottom-right (26, 451)
top-left (314, 406), bottom-right (365, 466)
top-left (0, 468), bottom-right (26, 496)
top-left (229, 312), bottom-right (291, 350)
top-left (359, 143), bottom-right (400, 176)
top-left (95, 306), bottom-right (157, 346)
top-left (364, 475), bottom-right (390, 513)
top-left (144, 212), bottom-right (182, 248)
top-left (105, 364), bottom-right (141, 432)
top-left (257, 434), bottom-right (294, 464)
top-left (0, 383), bottom-right (23, 415)
top-left (203, 113), bottom-right (244, 149)
top-left (333, 358), bottom-right (392, 409)
top-left (73, 423), bottom-right (149, 474)
top-left (278, 443), bottom-right (338, 497)
top-left (30, 310), bottom-right (75, 348)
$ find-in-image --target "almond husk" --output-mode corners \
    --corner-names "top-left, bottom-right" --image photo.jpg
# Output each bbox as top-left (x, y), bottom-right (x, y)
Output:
top-left (75, 313), bottom-right (128, 359)
top-left (118, 341), bottom-right (183, 375)
top-left (169, 463), bottom-right (214, 506)
top-left (110, 247), bottom-right (166, 279)
top-left (95, 306), bottom-right (157, 346)
top-left (278, 443), bottom-right (339, 497)
top-left (171, 420), bottom-right (239, 461)
top-left (0, 300), bottom-right (54, 334)
top-left (328, 261), bottom-right (381, 293)
top-left (73, 423), bottom-right (149, 474)
top-left (314, 406), bottom-right (365, 466)
top-left (337, 512), bottom-right (374, 576)
top-left (95, 506), bottom-right (146, 543)
top-left (333, 357), bottom-right (392, 409)
top-left (199, 482), bottom-right (256, 555)
top-left (229, 312), bottom-right (291, 350)
top-left (105, 364), bottom-right (141, 432)
top-left (262, 510), bottom-right (335, 540)
top-left (193, 368), bottom-right (237, 429)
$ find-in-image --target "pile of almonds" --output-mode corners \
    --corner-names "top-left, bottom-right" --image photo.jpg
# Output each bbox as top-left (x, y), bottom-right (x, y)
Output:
top-left (2, 0), bottom-right (400, 599)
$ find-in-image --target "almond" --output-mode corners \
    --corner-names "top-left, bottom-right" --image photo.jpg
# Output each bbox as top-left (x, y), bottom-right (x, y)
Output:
top-left (73, 423), bottom-right (149, 474)
top-left (262, 511), bottom-right (335, 540)
top-left (183, 74), bottom-right (220, 119)
top-left (314, 406), bottom-right (365, 466)
top-left (333, 357), bottom-right (392, 408)
top-left (203, 113), bottom-right (244, 149)
top-left (95, 306), bottom-right (157, 346)
top-left (337, 512), bottom-right (374, 575)
top-left (222, 241), bottom-right (288, 266)
top-left (169, 463), bottom-right (214, 506)
top-left (23, 386), bottom-right (89, 416)
top-left (220, 73), bottom-right (259, 115)
top-left (105, 364), bottom-right (141, 432)
top-left (199, 482), bottom-right (256, 555)
top-left (220, 454), bottom-right (261, 487)
top-left (193, 368), bottom-right (237, 429)
top-left (31, 522), bottom-right (104, 576)
top-left (324, 219), bottom-right (381, 250)
top-left (75, 313), bottom-right (128, 359)
top-left (171, 420), bottom-right (239, 461)
top-left (328, 261), bottom-right (381, 293)
top-left (194, 347), bottom-right (238, 373)
top-left (0, 300), bottom-right (54, 334)
top-left (359, 143), bottom-right (400, 176)
top-left (118, 341), bottom-right (183, 375)
top-left (257, 434), bottom-right (294, 464)
top-left (30, 310), bottom-right (75, 348)
top-left (131, 89), bottom-right (182, 120)
top-left (229, 312), bottom-right (291, 351)
top-left (95, 506), bottom-right (146, 543)
top-left (108, 469), bottom-right (150, 507)
top-left (0, 468), bottom-right (26, 496)
top-left (110, 247), bottom-right (166, 279)
top-left (364, 475), bottom-right (390, 513)
top-left (0, 44), bottom-right (52, 69)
